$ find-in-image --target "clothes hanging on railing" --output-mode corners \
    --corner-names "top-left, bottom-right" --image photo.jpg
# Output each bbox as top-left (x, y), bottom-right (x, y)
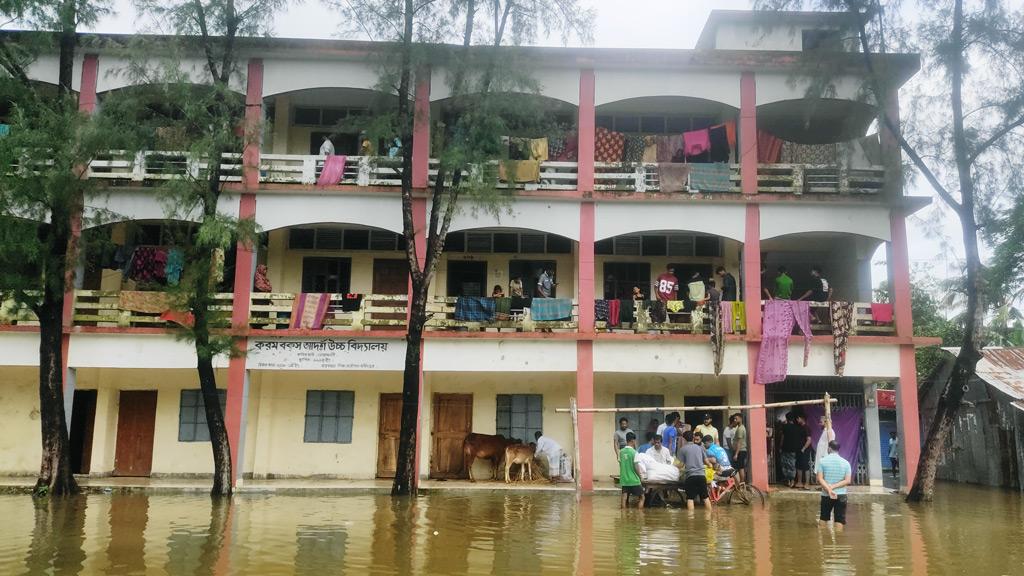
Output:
top-left (510, 296), bottom-right (532, 312)
top-left (780, 141), bottom-right (837, 165)
top-left (656, 135), bottom-right (684, 163)
top-left (683, 128), bottom-right (711, 157)
top-left (594, 127), bottom-right (625, 162)
top-left (710, 292), bottom-right (724, 375)
top-left (531, 298), bottom-right (572, 321)
top-left (498, 160), bottom-right (541, 183)
top-left (756, 300), bottom-right (813, 385)
top-left (316, 155), bottom-right (347, 186)
top-left (529, 138), bottom-right (549, 162)
top-left (594, 300), bottom-right (609, 322)
top-left (454, 297), bottom-right (496, 322)
top-left (159, 310), bottom-right (194, 328)
top-left (549, 132), bottom-right (578, 161)
top-left (687, 163), bottom-right (732, 192)
top-left (642, 136), bottom-right (659, 162)
top-left (605, 299), bottom-right (621, 327)
top-left (870, 302), bottom-right (893, 324)
top-left (733, 301), bottom-right (747, 332)
top-left (657, 163), bottom-right (690, 192)
top-left (338, 294), bottom-right (363, 312)
top-left (721, 300), bottom-right (734, 334)
top-left (666, 300), bottom-right (685, 314)
top-left (830, 301), bottom-right (854, 376)
top-left (494, 297), bottom-right (512, 320)
top-left (648, 300), bottom-right (667, 323)
top-left (254, 264), bottom-right (273, 293)
top-left (723, 120), bottom-right (737, 149)
top-left (164, 247), bottom-right (184, 286)
top-left (126, 246), bottom-right (168, 283)
top-left (623, 135), bottom-right (645, 163)
top-left (691, 304), bottom-right (705, 331)
top-left (291, 293), bottom-right (331, 329)
top-left (757, 130), bottom-right (784, 163)
top-left (118, 290), bottom-right (173, 314)
top-left (707, 124), bottom-right (731, 163)
top-left (618, 298), bottom-right (634, 325)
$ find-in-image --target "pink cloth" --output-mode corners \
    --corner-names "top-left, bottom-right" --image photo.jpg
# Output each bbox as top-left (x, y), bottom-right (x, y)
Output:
top-left (316, 155), bottom-right (347, 186)
top-left (683, 129), bottom-right (710, 157)
top-left (870, 303), bottom-right (894, 323)
top-left (721, 300), bottom-right (734, 334)
top-left (756, 300), bottom-right (813, 385)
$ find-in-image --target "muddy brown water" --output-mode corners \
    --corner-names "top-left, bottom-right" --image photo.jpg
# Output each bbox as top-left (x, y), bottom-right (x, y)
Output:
top-left (0, 484), bottom-right (1021, 575)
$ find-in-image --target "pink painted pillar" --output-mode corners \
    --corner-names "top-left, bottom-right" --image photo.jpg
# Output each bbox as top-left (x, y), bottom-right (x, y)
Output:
top-left (409, 198), bottom-right (428, 481)
top-left (891, 213), bottom-right (920, 491)
top-left (577, 69), bottom-right (595, 194)
top-left (412, 69), bottom-right (431, 189)
top-left (77, 54), bottom-right (99, 114)
top-left (576, 201), bottom-right (595, 491)
top-left (740, 72), bottom-right (758, 195)
top-left (225, 59), bottom-right (263, 484)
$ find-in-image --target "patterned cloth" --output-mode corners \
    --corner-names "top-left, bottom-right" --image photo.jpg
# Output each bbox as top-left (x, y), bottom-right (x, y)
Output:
top-left (291, 293), bottom-right (331, 329)
top-left (594, 127), bottom-right (625, 162)
top-left (164, 248), bottom-right (184, 286)
top-left (126, 246), bottom-right (167, 283)
top-left (666, 300), bottom-right (685, 313)
top-left (548, 137), bottom-right (568, 161)
top-left (642, 136), bottom-right (659, 162)
top-left (710, 293), bottom-right (724, 375)
top-left (529, 138), bottom-right (549, 162)
top-left (454, 297), bottom-right (496, 322)
top-left (657, 163), bottom-right (690, 193)
top-left (254, 264), bottom-right (273, 292)
top-left (594, 299), bottom-right (609, 322)
top-left (780, 141), bottom-right (837, 165)
top-left (721, 300), bottom-right (734, 334)
top-left (623, 135), bottom-right (645, 163)
top-left (688, 163), bottom-right (732, 192)
top-left (830, 301), bottom-right (854, 376)
top-left (531, 298), bottom-right (572, 321)
top-left (118, 291), bottom-right (172, 314)
top-left (733, 301), bottom-right (747, 332)
top-left (656, 135), bottom-right (684, 163)
top-left (756, 300), bottom-right (813, 385)
top-left (316, 155), bottom-right (347, 186)
top-left (648, 300), bottom-right (667, 323)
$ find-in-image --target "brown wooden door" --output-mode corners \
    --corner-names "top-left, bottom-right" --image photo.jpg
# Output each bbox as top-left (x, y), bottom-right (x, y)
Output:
top-left (113, 391), bottom-right (158, 477)
top-left (376, 393), bottom-right (403, 478)
top-left (371, 259), bottom-right (409, 330)
top-left (430, 393), bottom-right (472, 479)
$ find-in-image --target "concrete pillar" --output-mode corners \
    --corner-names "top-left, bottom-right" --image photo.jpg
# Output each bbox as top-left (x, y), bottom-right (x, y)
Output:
top-left (412, 68), bottom-right (431, 189)
top-left (576, 201), bottom-right (596, 490)
top-left (577, 69), bottom-right (595, 194)
top-left (740, 71), bottom-right (758, 196)
top-left (864, 381), bottom-right (884, 486)
top-left (890, 213), bottom-right (920, 491)
top-left (272, 95), bottom-right (290, 154)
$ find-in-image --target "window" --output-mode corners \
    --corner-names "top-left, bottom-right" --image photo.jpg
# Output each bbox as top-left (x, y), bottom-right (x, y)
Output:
top-left (294, 107), bottom-right (321, 126)
top-left (178, 389), bottom-right (227, 442)
top-left (603, 262), bottom-right (651, 300)
top-left (496, 394), bottom-right (543, 442)
top-left (615, 394), bottom-right (665, 436)
top-left (289, 227), bottom-right (403, 251)
top-left (600, 233), bottom-right (721, 257)
top-left (694, 235), bottom-right (722, 257)
top-left (303, 390), bottom-right (354, 443)
top-left (442, 232), bottom-right (571, 255)
top-left (301, 257), bottom-right (351, 293)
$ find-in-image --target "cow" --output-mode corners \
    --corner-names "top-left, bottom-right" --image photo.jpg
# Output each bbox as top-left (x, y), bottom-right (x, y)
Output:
top-left (462, 433), bottom-right (517, 481)
top-left (504, 443), bottom-right (536, 483)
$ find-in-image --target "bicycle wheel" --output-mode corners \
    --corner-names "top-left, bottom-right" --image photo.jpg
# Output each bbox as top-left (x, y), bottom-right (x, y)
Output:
top-left (718, 489), bottom-right (733, 505)
top-left (732, 485), bottom-right (751, 505)
top-left (739, 483), bottom-right (766, 506)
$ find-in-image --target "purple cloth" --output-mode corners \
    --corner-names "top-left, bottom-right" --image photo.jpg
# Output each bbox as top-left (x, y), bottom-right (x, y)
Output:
top-left (721, 300), bottom-right (733, 334)
top-left (804, 405), bottom-right (863, 474)
top-left (317, 155), bottom-right (347, 186)
top-left (756, 300), bottom-right (813, 385)
top-left (683, 128), bottom-right (710, 157)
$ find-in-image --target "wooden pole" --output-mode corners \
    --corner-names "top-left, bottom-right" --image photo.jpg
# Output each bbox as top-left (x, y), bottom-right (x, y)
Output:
top-left (570, 396), bottom-right (582, 499)
top-left (555, 397), bottom-right (837, 414)
top-left (824, 391), bottom-right (832, 432)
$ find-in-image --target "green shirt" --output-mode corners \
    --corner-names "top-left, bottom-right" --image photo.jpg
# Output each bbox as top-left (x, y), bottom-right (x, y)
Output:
top-left (775, 274), bottom-right (794, 299)
top-left (618, 446), bottom-right (642, 487)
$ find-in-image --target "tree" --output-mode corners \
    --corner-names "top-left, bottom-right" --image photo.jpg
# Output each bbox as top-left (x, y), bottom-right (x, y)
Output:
top-left (130, 0), bottom-right (285, 496)
top-left (0, 0), bottom-right (113, 497)
top-left (330, 0), bottom-right (593, 495)
top-left (877, 273), bottom-right (964, 380)
top-left (756, 0), bottom-right (1024, 500)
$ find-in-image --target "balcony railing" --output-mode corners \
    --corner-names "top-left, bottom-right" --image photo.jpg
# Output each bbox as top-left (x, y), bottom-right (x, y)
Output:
top-left (596, 301), bottom-right (725, 334)
top-left (761, 301), bottom-right (895, 335)
top-left (425, 297), bottom-right (579, 332)
top-left (260, 154), bottom-right (405, 186)
top-left (88, 151), bottom-right (243, 183)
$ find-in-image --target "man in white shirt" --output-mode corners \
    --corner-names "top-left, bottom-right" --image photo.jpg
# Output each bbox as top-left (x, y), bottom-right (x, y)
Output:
top-left (534, 431), bottom-right (572, 482)
top-left (694, 413), bottom-right (719, 445)
top-left (319, 135), bottom-right (335, 156)
top-left (644, 434), bottom-right (674, 465)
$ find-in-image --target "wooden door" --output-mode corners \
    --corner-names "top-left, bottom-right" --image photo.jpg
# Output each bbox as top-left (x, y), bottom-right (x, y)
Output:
top-left (376, 393), bottom-right (403, 478)
top-left (69, 390), bottom-right (97, 474)
top-left (371, 259), bottom-right (408, 331)
top-left (113, 391), bottom-right (158, 477)
top-left (430, 394), bottom-right (472, 479)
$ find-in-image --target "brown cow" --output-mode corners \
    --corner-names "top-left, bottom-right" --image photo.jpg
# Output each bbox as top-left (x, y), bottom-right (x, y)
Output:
top-left (504, 443), bottom-right (535, 483)
top-left (462, 433), bottom-right (517, 481)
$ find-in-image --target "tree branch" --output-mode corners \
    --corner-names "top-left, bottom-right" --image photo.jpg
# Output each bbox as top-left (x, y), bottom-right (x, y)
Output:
top-left (968, 113), bottom-right (1024, 164)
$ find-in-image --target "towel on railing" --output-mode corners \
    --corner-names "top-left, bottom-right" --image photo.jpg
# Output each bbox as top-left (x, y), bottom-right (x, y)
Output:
top-left (316, 155), bottom-right (347, 186)
top-left (531, 298), bottom-right (572, 321)
top-left (683, 128), bottom-right (711, 157)
top-left (656, 135), bottom-right (684, 163)
top-left (495, 297), bottom-right (512, 319)
top-left (756, 300), bottom-right (813, 385)
top-left (870, 303), bottom-right (893, 323)
top-left (291, 293), bottom-right (331, 329)
top-left (607, 299), bottom-right (621, 327)
top-left (510, 296), bottom-right (532, 312)
top-left (594, 127), bottom-right (625, 162)
top-left (648, 300), bottom-right (667, 323)
top-left (118, 290), bottom-right (173, 314)
top-left (454, 297), bottom-right (496, 322)
top-left (708, 124), bottom-right (730, 162)
top-left (618, 298), bottom-right (634, 324)
top-left (498, 160), bottom-right (540, 183)
top-left (595, 300), bottom-right (609, 322)
top-left (529, 138), bottom-right (549, 162)
top-left (688, 163), bottom-right (732, 192)
top-left (337, 294), bottom-right (362, 312)
top-left (757, 130), bottom-right (783, 163)
top-left (657, 163), bottom-right (690, 193)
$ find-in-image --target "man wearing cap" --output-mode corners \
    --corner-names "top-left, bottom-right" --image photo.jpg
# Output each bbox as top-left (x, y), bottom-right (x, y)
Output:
top-left (816, 440), bottom-right (852, 530)
top-left (694, 413), bottom-right (719, 445)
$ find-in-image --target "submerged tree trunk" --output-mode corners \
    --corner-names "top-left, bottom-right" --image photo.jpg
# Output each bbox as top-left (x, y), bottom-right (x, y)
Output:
top-left (392, 289), bottom-right (427, 496)
top-left (34, 295), bottom-right (77, 497)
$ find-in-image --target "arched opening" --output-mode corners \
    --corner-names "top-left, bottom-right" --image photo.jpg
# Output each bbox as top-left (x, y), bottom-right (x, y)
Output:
top-left (262, 87), bottom-right (398, 156)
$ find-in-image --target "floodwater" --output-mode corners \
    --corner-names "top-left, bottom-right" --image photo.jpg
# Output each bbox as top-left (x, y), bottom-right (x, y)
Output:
top-left (0, 484), bottom-right (1021, 575)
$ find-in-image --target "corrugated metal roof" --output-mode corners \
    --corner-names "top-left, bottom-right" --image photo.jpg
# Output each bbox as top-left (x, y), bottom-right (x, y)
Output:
top-left (943, 347), bottom-right (1024, 401)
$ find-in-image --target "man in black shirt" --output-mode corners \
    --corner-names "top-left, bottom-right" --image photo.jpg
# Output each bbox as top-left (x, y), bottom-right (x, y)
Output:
top-left (779, 411), bottom-right (811, 488)
top-left (797, 266), bottom-right (833, 324)
top-left (716, 266), bottom-right (738, 301)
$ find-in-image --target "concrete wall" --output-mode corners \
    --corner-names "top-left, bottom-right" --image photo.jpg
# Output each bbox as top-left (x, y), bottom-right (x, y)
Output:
top-left (0, 367), bottom-right (43, 474)
top-left (264, 228), bottom-right (406, 294)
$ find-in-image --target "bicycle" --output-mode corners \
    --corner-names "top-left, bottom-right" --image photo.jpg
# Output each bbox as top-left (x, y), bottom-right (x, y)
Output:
top-left (709, 470), bottom-right (766, 506)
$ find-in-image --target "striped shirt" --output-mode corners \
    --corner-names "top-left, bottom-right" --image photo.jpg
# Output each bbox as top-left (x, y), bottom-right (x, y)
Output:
top-left (814, 453), bottom-right (852, 495)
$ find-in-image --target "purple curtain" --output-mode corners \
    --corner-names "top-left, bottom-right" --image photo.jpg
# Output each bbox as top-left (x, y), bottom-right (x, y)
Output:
top-left (803, 405), bottom-right (863, 472)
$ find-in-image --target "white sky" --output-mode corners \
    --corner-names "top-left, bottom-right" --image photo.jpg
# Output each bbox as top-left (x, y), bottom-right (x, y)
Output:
top-left (88, 0), bottom-right (956, 287)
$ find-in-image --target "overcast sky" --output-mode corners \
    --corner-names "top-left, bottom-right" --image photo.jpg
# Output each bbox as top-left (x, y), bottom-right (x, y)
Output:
top-left (87, 0), bottom-right (956, 285)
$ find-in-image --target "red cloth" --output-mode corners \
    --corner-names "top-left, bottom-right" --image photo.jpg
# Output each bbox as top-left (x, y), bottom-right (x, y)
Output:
top-left (594, 127), bottom-right (625, 162)
top-left (159, 310), bottom-right (195, 328)
top-left (723, 120), bottom-right (737, 149)
top-left (683, 128), bottom-right (710, 157)
top-left (870, 303), bottom-right (894, 323)
top-left (655, 272), bottom-right (679, 302)
top-left (607, 299), bottom-right (621, 328)
top-left (254, 264), bottom-right (272, 292)
top-left (316, 155), bottom-right (347, 186)
top-left (757, 130), bottom-right (783, 163)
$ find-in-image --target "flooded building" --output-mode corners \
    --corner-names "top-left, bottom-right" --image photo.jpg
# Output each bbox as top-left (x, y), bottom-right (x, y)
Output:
top-left (0, 10), bottom-right (932, 492)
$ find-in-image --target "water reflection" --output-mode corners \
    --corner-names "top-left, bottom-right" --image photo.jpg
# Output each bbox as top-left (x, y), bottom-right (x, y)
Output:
top-left (1, 484), bottom-right (1023, 575)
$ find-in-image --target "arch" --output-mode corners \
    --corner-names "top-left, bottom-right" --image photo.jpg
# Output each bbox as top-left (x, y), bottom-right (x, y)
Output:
top-left (596, 95), bottom-right (739, 117)
top-left (441, 199), bottom-right (581, 241)
top-left (429, 66), bottom-right (580, 105)
top-left (263, 87), bottom-right (395, 109)
top-left (82, 190), bottom-right (242, 230)
top-left (95, 55), bottom-right (246, 95)
top-left (595, 203), bottom-right (745, 242)
top-left (760, 204), bottom-right (890, 242)
top-left (757, 98), bottom-right (876, 144)
top-left (756, 72), bottom-right (869, 107)
top-left (262, 59), bottom-right (381, 98)
top-left (255, 194), bottom-right (404, 234)
top-left (595, 69), bottom-right (742, 108)
top-left (25, 54), bottom-right (84, 92)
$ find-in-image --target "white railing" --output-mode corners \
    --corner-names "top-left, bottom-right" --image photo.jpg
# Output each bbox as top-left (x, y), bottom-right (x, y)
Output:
top-left (427, 159), bottom-right (579, 191)
top-left (88, 150), bottom-right (243, 183)
top-left (259, 154), bottom-right (404, 186)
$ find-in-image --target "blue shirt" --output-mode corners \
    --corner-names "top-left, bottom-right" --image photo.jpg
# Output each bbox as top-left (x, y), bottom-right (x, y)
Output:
top-left (637, 442), bottom-right (652, 454)
top-left (706, 442), bottom-right (731, 468)
top-left (815, 453), bottom-right (852, 495)
top-left (662, 426), bottom-right (678, 453)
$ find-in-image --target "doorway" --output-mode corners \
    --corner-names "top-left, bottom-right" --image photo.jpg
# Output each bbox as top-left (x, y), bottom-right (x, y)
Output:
top-left (113, 391), bottom-right (158, 477)
top-left (683, 395), bottom-right (726, 438)
top-left (69, 389), bottom-right (97, 474)
top-left (509, 260), bottom-right (557, 298)
top-left (446, 261), bottom-right (487, 297)
top-left (430, 393), bottom-right (472, 479)
top-left (376, 393), bottom-right (403, 478)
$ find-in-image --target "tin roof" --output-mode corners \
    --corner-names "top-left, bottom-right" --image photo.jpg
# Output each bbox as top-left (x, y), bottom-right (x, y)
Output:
top-left (944, 347), bottom-right (1024, 407)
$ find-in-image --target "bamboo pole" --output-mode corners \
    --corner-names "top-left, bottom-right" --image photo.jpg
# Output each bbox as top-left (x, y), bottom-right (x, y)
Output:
top-left (555, 397), bottom-right (837, 414)
top-left (570, 396), bottom-right (581, 498)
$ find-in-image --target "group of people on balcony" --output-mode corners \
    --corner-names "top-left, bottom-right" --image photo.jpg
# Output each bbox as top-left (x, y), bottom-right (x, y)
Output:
top-left (452, 267), bottom-right (572, 324)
